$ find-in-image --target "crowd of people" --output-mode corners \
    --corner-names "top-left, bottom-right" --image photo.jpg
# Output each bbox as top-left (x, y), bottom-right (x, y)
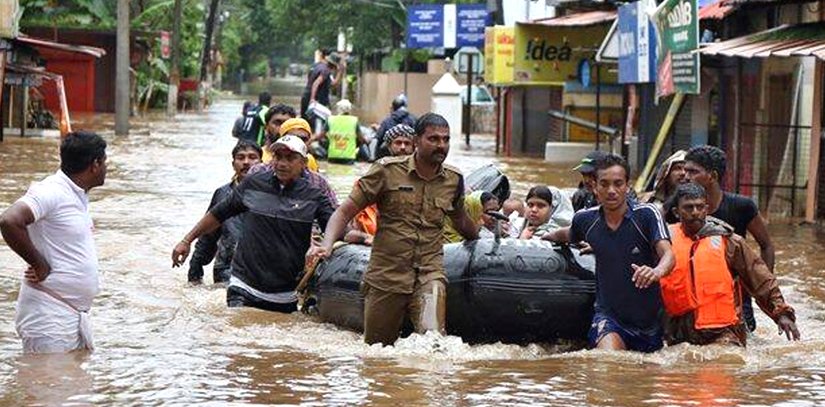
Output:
top-left (0, 75), bottom-right (802, 354)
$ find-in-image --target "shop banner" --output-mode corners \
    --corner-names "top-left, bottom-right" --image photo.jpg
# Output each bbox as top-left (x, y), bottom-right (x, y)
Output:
top-left (484, 26), bottom-right (514, 85)
top-left (618, 1), bottom-right (656, 84)
top-left (652, 0), bottom-right (700, 97)
top-left (513, 22), bottom-right (612, 86)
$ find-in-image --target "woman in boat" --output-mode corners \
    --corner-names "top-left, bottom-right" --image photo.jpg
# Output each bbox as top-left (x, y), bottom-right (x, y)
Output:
top-left (518, 186), bottom-right (574, 240)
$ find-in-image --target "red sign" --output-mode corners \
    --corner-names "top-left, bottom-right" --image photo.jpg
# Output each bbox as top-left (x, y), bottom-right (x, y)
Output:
top-left (160, 31), bottom-right (170, 59)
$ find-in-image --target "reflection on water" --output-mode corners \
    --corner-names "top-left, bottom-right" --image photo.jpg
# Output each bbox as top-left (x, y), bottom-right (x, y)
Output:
top-left (1, 99), bottom-right (825, 405)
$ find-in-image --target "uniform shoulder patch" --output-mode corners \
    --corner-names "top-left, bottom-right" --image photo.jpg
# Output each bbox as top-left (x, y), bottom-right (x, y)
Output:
top-left (442, 163), bottom-right (462, 175)
top-left (377, 156), bottom-right (407, 166)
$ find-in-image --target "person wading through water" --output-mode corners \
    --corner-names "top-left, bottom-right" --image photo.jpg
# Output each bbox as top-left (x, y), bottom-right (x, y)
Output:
top-left (187, 140), bottom-right (262, 285)
top-left (662, 182), bottom-right (799, 346)
top-left (172, 136), bottom-right (334, 313)
top-left (307, 113), bottom-right (478, 346)
top-left (678, 145), bottom-right (775, 333)
top-left (1, 131), bottom-right (108, 353)
top-left (543, 154), bottom-right (674, 353)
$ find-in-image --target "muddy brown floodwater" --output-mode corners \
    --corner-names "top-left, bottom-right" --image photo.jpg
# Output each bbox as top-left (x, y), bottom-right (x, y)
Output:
top-left (2, 99), bottom-right (825, 406)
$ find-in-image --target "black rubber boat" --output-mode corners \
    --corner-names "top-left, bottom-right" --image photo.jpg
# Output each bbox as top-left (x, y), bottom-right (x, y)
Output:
top-left (307, 238), bottom-right (596, 344)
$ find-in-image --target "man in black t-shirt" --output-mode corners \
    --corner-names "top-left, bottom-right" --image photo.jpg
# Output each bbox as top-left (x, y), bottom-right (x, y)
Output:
top-left (682, 145), bottom-right (775, 332)
top-left (300, 49), bottom-right (346, 126)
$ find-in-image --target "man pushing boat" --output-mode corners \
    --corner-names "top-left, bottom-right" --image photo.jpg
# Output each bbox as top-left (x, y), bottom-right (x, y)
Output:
top-left (308, 113), bottom-right (478, 346)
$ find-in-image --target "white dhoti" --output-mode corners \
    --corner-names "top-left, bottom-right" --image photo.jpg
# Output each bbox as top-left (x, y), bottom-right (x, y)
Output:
top-left (15, 283), bottom-right (94, 354)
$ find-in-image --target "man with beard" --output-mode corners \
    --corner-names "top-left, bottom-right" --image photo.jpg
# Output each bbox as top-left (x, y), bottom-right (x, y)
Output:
top-left (188, 140), bottom-right (262, 285)
top-left (661, 182), bottom-right (799, 346)
top-left (680, 145), bottom-right (774, 332)
top-left (173, 136), bottom-right (334, 312)
top-left (308, 113), bottom-right (478, 345)
top-left (374, 94), bottom-right (417, 159)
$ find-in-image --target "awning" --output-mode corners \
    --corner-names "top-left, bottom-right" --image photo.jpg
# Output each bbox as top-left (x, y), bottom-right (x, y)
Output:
top-left (13, 35), bottom-right (106, 58)
top-left (698, 0), bottom-right (736, 20)
top-left (700, 22), bottom-right (825, 60)
top-left (528, 10), bottom-right (617, 27)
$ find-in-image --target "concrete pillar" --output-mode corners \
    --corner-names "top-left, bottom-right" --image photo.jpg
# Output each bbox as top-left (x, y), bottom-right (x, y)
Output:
top-left (115, 0), bottom-right (130, 135)
top-left (431, 73), bottom-right (462, 137)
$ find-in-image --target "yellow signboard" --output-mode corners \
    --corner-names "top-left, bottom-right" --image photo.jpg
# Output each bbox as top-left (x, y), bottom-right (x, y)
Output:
top-left (513, 22), bottom-right (612, 86)
top-left (484, 26), bottom-right (514, 85)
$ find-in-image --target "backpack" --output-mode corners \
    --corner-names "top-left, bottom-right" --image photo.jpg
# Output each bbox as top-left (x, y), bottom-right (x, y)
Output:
top-left (239, 105), bottom-right (265, 144)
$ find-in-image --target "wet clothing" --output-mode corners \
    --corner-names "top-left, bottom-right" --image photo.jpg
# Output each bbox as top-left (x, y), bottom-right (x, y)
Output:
top-left (712, 192), bottom-right (760, 332)
top-left (14, 170), bottom-right (100, 353)
top-left (210, 170), bottom-right (335, 310)
top-left (362, 278), bottom-right (446, 346)
top-left (663, 218), bottom-right (794, 347)
top-left (226, 285), bottom-right (297, 313)
top-left (351, 154), bottom-right (466, 295)
top-left (570, 201), bottom-right (670, 350)
top-left (589, 310), bottom-right (663, 353)
top-left (375, 109), bottom-right (417, 159)
top-left (351, 154), bottom-right (465, 344)
top-left (188, 181), bottom-right (242, 284)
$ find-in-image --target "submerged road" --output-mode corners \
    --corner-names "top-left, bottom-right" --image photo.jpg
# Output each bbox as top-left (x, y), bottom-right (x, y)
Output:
top-left (1, 99), bottom-right (825, 405)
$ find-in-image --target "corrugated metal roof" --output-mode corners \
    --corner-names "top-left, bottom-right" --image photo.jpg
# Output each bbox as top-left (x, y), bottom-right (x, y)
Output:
top-left (698, 0), bottom-right (736, 20)
top-left (14, 35), bottom-right (106, 58)
top-left (527, 10), bottom-right (617, 27)
top-left (700, 23), bottom-right (825, 60)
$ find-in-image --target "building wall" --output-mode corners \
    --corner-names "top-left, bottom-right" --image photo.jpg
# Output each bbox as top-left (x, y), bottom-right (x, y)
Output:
top-left (358, 72), bottom-right (442, 124)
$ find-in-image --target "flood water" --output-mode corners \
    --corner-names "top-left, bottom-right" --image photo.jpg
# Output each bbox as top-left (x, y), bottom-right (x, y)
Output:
top-left (2, 98), bottom-right (825, 406)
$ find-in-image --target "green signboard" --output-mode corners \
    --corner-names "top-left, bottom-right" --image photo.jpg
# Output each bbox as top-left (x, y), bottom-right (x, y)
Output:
top-left (652, 0), bottom-right (699, 98)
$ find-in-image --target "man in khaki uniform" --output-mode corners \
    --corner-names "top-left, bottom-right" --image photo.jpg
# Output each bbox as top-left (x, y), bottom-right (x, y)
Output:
top-left (308, 113), bottom-right (479, 345)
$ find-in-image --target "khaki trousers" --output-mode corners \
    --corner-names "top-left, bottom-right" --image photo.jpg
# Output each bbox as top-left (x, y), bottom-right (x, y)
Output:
top-left (362, 278), bottom-right (446, 346)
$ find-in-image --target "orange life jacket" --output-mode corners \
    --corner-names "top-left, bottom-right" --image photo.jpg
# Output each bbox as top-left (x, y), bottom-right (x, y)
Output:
top-left (660, 224), bottom-right (739, 330)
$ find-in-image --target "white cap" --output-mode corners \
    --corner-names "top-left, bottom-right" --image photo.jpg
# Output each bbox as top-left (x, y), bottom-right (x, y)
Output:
top-left (271, 135), bottom-right (308, 158)
top-left (335, 99), bottom-right (353, 114)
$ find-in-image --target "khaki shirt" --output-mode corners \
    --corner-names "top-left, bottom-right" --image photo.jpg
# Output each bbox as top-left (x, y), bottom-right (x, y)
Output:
top-left (350, 154), bottom-right (465, 294)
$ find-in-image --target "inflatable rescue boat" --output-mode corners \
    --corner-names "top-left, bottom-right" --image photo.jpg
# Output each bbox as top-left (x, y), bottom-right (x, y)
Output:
top-left (307, 238), bottom-right (596, 344)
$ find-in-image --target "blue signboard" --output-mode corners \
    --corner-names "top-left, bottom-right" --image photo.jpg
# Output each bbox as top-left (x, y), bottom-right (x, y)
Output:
top-left (618, 1), bottom-right (657, 84)
top-left (456, 4), bottom-right (490, 48)
top-left (407, 5), bottom-right (444, 48)
top-left (407, 4), bottom-right (490, 49)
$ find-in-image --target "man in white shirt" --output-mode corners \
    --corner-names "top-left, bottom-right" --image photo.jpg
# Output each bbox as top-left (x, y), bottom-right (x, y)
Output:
top-left (0, 131), bottom-right (108, 353)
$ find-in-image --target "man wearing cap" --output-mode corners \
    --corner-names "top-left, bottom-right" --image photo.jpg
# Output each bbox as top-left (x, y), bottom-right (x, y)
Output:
top-left (571, 151), bottom-right (608, 212)
top-left (308, 113), bottom-right (479, 346)
top-left (382, 123), bottom-right (416, 157)
top-left (301, 49), bottom-right (346, 126)
top-left (172, 136), bottom-right (335, 312)
top-left (250, 117), bottom-right (339, 208)
top-left (374, 94), bottom-right (417, 159)
top-left (273, 117), bottom-right (320, 172)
